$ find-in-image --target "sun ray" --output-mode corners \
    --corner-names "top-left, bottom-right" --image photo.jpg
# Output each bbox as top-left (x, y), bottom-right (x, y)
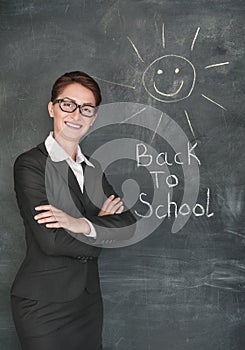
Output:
top-left (205, 62), bottom-right (230, 69)
top-left (120, 107), bottom-right (146, 123)
top-left (191, 27), bottom-right (200, 51)
top-left (184, 110), bottom-right (196, 139)
top-left (127, 36), bottom-right (145, 63)
top-left (150, 112), bottom-right (163, 144)
top-left (162, 23), bottom-right (165, 49)
top-left (92, 76), bottom-right (136, 90)
top-left (201, 94), bottom-right (227, 111)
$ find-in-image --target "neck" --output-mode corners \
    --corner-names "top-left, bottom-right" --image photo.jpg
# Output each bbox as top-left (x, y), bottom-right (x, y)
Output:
top-left (53, 131), bottom-right (78, 161)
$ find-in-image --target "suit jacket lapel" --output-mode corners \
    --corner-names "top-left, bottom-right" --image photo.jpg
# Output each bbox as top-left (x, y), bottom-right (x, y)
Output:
top-left (37, 142), bottom-right (89, 214)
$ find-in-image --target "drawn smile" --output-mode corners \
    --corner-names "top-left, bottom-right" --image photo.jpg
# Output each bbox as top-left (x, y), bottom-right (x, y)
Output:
top-left (153, 80), bottom-right (184, 97)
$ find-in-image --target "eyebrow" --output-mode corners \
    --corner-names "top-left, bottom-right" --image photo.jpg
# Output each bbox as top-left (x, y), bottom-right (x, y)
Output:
top-left (63, 97), bottom-right (96, 107)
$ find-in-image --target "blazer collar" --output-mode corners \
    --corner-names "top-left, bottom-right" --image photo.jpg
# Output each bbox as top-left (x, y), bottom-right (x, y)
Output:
top-left (44, 132), bottom-right (94, 167)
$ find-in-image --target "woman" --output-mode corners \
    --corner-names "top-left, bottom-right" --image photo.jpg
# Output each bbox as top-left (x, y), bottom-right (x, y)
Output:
top-left (11, 71), bottom-right (136, 350)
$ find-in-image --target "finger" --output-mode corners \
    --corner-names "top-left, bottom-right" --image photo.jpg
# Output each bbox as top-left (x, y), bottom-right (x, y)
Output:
top-left (109, 197), bottom-right (123, 211)
top-left (35, 205), bottom-right (52, 211)
top-left (37, 216), bottom-right (57, 224)
top-left (101, 195), bottom-right (115, 211)
top-left (104, 197), bottom-right (121, 213)
top-left (101, 199), bottom-right (123, 215)
top-left (98, 210), bottom-right (107, 216)
top-left (35, 207), bottom-right (63, 219)
top-left (34, 211), bottom-right (54, 220)
top-left (45, 222), bottom-right (62, 228)
top-left (35, 204), bottom-right (61, 213)
top-left (115, 205), bottom-right (124, 214)
top-left (98, 203), bottom-right (124, 216)
top-left (108, 200), bottom-right (123, 214)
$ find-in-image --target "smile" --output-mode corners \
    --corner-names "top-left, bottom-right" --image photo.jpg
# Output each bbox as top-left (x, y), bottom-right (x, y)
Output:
top-left (153, 80), bottom-right (184, 97)
top-left (65, 121), bottom-right (82, 129)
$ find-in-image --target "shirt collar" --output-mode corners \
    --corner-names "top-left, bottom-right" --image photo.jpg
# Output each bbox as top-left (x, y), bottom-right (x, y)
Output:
top-left (44, 131), bottom-right (94, 167)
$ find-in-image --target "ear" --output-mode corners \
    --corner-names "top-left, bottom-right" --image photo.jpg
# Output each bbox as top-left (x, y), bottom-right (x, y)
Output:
top-left (48, 101), bottom-right (54, 118)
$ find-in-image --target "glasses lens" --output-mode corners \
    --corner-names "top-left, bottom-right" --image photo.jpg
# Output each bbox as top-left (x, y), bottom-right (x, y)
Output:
top-left (80, 105), bottom-right (95, 117)
top-left (60, 100), bottom-right (76, 112)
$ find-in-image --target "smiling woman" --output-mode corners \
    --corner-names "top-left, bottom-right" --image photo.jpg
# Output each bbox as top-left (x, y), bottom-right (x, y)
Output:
top-left (10, 71), bottom-right (136, 350)
top-left (48, 81), bottom-right (98, 155)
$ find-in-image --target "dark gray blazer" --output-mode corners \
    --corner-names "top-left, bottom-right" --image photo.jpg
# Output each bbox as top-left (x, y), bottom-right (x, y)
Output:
top-left (11, 141), bottom-right (136, 302)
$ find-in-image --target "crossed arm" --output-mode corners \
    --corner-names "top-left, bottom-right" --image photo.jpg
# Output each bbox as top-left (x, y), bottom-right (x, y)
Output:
top-left (34, 194), bottom-right (124, 234)
top-left (14, 152), bottom-right (136, 256)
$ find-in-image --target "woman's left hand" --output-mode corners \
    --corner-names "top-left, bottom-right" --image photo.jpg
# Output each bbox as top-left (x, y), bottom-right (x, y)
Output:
top-left (34, 204), bottom-right (91, 235)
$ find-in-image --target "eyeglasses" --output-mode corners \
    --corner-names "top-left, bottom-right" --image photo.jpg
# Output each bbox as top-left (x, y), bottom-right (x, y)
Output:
top-left (53, 97), bottom-right (98, 118)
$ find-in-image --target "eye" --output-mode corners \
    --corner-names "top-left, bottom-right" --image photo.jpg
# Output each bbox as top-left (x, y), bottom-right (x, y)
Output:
top-left (81, 105), bottom-right (95, 116)
top-left (175, 68), bottom-right (180, 74)
top-left (60, 100), bottom-right (76, 111)
top-left (157, 69), bottom-right (163, 75)
top-left (83, 106), bottom-right (93, 112)
top-left (63, 102), bottom-right (73, 107)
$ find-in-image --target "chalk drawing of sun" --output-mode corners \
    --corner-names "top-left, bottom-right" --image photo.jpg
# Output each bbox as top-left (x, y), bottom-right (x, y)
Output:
top-left (142, 54), bottom-right (196, 103)
top-left (94, 25), bottom-right (230, 139)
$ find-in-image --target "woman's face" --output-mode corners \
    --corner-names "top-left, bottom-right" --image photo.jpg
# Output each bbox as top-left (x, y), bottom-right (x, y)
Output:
top-left (48, 82), bottom-right (97, 143)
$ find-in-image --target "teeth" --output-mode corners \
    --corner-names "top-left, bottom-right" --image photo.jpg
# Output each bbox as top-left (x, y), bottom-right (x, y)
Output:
top-left (66, 122), bottom-right (81, 129)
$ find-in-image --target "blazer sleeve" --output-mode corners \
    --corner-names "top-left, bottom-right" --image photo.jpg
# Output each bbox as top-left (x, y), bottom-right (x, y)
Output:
top-left (14, 152), bottom-right (101, 258)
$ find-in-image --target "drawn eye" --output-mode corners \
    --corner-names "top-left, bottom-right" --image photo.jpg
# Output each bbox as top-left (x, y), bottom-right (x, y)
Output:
top-left (157, 69), bottom-right (163, 75)
top-left (175, 68), bottom-right (180, 74)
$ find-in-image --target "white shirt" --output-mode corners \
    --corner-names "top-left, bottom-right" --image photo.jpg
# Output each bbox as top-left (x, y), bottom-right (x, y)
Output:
top-left (45, 131), bottom-right (97, 238)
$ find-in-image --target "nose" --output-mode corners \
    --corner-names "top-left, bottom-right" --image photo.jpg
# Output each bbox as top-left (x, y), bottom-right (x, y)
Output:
top-left (71, 108), bottom-right (82, 120)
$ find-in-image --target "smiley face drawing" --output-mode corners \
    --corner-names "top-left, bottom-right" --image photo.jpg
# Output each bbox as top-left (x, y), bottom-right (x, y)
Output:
top-left (142, 55), bottom-right (196, 103)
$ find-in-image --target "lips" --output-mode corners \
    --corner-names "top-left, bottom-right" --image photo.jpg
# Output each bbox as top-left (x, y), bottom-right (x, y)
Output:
top-left (65, 121), bottom-right (82, 130)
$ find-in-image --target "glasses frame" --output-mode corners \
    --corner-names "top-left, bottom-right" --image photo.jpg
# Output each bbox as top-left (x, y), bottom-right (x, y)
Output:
top-left (53, 97), bottom-right (98, 118)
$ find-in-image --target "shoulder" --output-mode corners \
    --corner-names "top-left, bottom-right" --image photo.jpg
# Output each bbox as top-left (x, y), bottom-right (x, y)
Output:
top-left (14, 142), bottom-right (47, 170)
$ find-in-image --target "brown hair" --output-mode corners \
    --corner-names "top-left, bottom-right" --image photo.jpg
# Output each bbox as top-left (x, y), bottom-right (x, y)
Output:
top-left (51, 71), bottom-right (102, 106)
